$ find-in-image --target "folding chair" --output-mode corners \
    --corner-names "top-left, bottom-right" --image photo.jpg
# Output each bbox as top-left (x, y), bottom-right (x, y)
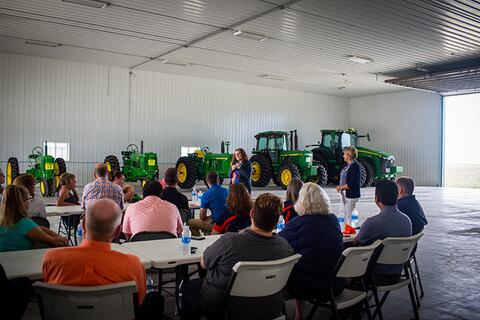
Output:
top-left (224, 254), bottom-right (302, 320)
top-left (129, 231), bottom-right (177, 242)
top-left (370, 233), bottom-right (424, 320)
top-left (306, 240), bottom-right (382, 320)
top-left (34, 281), bottom-right (138, 320)
top-left (409, 227), bottom-right (426, 308)
top-left (57, 214), bottom-right (81, 246)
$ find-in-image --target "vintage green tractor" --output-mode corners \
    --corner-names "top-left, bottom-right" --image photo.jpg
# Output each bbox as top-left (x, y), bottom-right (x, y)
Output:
top-left (250, 130), bottom-right (327, 189)
top-left (307, 128), bottom-right (403, 187)
top-left (176, 141), bottom-right (232, 189)
top-left (6, 143), bottom-right (66, 197)
top-left (104, 141), bottom-right (159, 187)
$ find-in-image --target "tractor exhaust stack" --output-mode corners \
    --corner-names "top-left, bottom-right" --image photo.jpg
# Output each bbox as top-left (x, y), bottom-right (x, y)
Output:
top-left (140, 140), bottom-right (144, 154)
top-left (44, 140), bottom-right (48, 155)
top-left (289, 130), bottom-right (299, 150)
top-left (221, 141), bottom-right (225, 153)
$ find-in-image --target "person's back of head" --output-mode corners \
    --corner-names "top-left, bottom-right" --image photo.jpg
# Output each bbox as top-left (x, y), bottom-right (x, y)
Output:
top-left (396, 176), bottom-right (415, 196)
top-left (286, 178), bottom-right (303, 204)
top-left (227, 184), bottom-right (252, 216)
top-left (251, 193), bottom-right (282, 232)
top-left (375, 180), bottom-right (398, 207)
top-left (294, 182), bottom-right (330, 215)
top-left (84, 199), bottom-right (122, 242)
top-left (0, 185), bottom-right (30, 227)
top-left (164, 167), bottom-right (178, 186)
top-left (143, 180), bottom-right (163, 199)
top-left (112, 171), bottom-right (124, 182)
top-left (12, 174), bottom-right (35, 197)
top-left (206, 171), bottom-right (218, 187)
top-left (95, 163), bottom-right (108, 178)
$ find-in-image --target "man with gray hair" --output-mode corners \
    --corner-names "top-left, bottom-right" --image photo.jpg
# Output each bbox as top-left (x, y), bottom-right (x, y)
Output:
top-left (43, 199), bottom-right (163, 319)
top-left (396, 176), bottom-right (428, 235)
top-left (81, 163), bottom-right (124, 210)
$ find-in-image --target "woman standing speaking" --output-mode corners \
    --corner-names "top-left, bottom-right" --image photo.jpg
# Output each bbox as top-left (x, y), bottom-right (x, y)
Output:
top-left (228, 148), bottom-right (252, 193)
top-left (335, 146), bottom-right (361, 226)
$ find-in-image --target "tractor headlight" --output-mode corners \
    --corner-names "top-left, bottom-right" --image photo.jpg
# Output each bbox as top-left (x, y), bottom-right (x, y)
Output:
top-left (305, 156), bottom-right (312, 164)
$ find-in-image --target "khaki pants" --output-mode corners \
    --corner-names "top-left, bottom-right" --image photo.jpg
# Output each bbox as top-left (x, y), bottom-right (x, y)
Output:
top-left (188, 217), bottom-right (213, 236)
top-left (341, 191), bottom-right (359, 226)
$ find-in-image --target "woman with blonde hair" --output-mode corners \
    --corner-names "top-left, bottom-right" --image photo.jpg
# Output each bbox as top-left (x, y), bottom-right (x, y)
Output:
top-left (336, 146), bottom-right (362, 227)
top-left (282, 178), bottom-right (303, 223)
top-left (279, 182), bottom-right (344, 320)
top-left (0, 185), bottom-right (67, 251)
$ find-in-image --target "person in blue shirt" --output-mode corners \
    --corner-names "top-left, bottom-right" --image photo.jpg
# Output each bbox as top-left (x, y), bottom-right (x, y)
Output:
top-left (279, 182), bottom-right (344, 320)
top-left (188, 171), bottom-right (228, 236)
top-left (228, 148), bottom-right (252, 193)
top-left (336, 146), bottom-right (361, 228)
top-left (396, 176), bottom-right (428, 235)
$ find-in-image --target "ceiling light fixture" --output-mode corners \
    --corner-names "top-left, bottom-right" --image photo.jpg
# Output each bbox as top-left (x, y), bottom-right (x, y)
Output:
top-left (62, 0), bottom-right (110, 9)
top-left (262, 74), bottom-right (285, 81)
top-left (347, 55), bottom-right (373, 64)
top-left (157, 58), bottom-right (191, 67)
top-left (234, 30), bottom-right (269, 42)
top-left (24, 39), bottom-right (61, 47)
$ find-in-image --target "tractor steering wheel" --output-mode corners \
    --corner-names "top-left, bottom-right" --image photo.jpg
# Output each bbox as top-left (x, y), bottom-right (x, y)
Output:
top-left (32, 146), bottom-right (43, 156)
top-left (126, 144), bottom-right (139, 153)
top-left (201, 146), bottom-right (209, 153)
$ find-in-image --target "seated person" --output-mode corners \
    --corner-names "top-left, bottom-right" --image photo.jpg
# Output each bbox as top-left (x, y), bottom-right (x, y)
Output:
top-left (43, 199), bottom-right (163, 320)
top-left (354, 180), bottom-right (412, 285)
top-left (13, 174), bottom-right (47, 219)
top-left (0, 168), bottom-right (5, 200)
top-left (0, 185), bottom-right (67, 251)
top-left (181, 193), bottom-right (294, 320)
top-left (279, 182), bottom-right (344, 320)
top-left (122, 181), bottom-right (183, 239)
top-left (396, 176), bottom-right (428, 235)
top-left (123, 184), bottom-right (142, 203)
top-left (188, 171), bottom-right (228, 236)
top-left (56, 173), bottom-right (81, 232)
top-left (112, 171), bottom-right (125, 189)
top-left (283, 178), bottom-right (303, 223)
top-left (0, 264), bottom-right (32, 320)
top-left (161, 168), bottom-right (189, 210)
top-left (82, 163), bottom-right (124, 210)
top-left (212, 183), bottom-right (252, 234)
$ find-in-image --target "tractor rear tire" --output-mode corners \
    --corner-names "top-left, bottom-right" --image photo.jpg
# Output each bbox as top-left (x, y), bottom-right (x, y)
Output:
top-left (39, 178), bottom-right (49, 197)
top-left (277, 162), bottom-right (300, 189)
top-left (176, 157), bottom-right (198, 189)
top-left (54, 158), bottom-right (67, 191)
top-left (250, 154), bottom-right (272, 188)
top-left (359, 159), bottom-right (374, 187)
top-left (104, 155), bottom-right (120, 181)
top-left (6, 157), bottom-right (20, 185)
top-left (311, 162), bottom-right (328, 187)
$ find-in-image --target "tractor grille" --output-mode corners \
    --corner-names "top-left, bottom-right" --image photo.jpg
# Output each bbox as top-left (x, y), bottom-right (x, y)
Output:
top-left (381, 158), bottom-right (394, 171)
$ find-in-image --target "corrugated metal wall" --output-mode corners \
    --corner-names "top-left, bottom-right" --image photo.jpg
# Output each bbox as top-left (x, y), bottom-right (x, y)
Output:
top-left (349, 91), bottom-right (442, 186)
top-left (0, 52), bottom-right (350, 186)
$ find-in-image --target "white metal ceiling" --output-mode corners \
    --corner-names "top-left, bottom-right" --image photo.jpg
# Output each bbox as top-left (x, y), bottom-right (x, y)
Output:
top-left (0, 0), bottom-right (479, 97)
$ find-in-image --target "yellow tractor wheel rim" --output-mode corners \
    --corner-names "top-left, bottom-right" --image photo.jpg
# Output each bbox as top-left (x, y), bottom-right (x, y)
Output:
top-left (281, 169), bottom-right (292, 186)
top-left (311, 175), bottom-right (319, 184)
top-left (40, 181), bottom-right (46, 195)
top-left (251, 162), bottom-right (261, 181)
top-left (177, 163), bottom-right (187, 183)
top-left (105, 162), bottom-right (111, 172)
top-left (54, 162), bottom-right (59, 175)
top-left (6, 162), bottom-right (12, 185)
top-left (55, 176), bottom-right (60, 188)
top-left (141, 180), bottom-right (147, 188)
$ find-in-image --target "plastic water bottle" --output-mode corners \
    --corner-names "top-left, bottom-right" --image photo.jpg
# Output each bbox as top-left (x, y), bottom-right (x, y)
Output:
top-left (146, 276), bottom-right (155, 293)
top-left (191, 188), bottom-right (197, 204)
top-left (76, 223), bottom-right (83, 245)
top-left (351, 209), bottom-right (359, 228)
top-left (276, 215), bottom-right (285, 233)
top-left (337, 210), bottom-right (345, 233)
top-left (197, 191), bottom-right (203, 205)
top-left (181, 226), bottom-right (192, 256)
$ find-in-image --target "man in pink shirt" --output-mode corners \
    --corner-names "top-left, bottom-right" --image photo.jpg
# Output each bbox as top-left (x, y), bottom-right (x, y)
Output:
top-left (122, 180), bottom-right (184, 240)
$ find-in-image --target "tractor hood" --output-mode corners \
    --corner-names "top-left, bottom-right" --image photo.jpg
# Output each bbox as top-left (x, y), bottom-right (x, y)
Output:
top-left (356, 146), bottom-right (393, 159)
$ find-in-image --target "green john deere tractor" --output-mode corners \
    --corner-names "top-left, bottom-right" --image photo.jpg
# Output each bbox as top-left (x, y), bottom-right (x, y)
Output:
top-left (176, 141), bottom-right (232, 189)
top-left (307, 129), bottom-right (403, 187)
top-left (250, 130), bottom-right (327, 189)
top-left (104, 141), bottom-right (159, 187)
top-left (6, 142), bottom-right (67, 197)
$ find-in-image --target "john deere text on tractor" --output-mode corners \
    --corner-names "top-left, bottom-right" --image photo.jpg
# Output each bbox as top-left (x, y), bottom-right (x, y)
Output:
top-left (250, 130), bottom-right (327, 189)
top-left (307, 129), bottom-right (403, 187)
top-left (176, 141), bottom-right (232, 189)
top-left (104, 141), bottom-right (159, 187)
top-left (6, 142), bottom-right (66, 197)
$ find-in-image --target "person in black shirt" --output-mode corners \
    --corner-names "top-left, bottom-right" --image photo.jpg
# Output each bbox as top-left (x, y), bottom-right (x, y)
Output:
top-left (396, 176), bottom-right (427, 235)
top-left (336, 146), bottom-right (361, 227)
top-left (161, 168), bottom-right (189, 211)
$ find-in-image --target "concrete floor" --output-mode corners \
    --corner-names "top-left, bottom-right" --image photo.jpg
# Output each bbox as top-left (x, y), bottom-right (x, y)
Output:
top-left (23, 185), bottom-right (480, 319)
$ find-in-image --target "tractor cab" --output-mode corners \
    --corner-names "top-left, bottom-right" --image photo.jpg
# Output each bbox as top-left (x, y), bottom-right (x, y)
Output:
top-left (254, 131), bottom-right (290, 168)
top-left (320, 129), bottom-right (369, 162)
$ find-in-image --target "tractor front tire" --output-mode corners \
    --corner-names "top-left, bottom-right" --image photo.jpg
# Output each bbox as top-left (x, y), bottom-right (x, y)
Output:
top-left (359, 159), bottom-right (374, 187)
top-left (176, 157), bottom-right (198, 189)
top-left (250, 154), bottom-right (272, 188)
top-left (54, 158), bottom-right (67, 191)
top-left (39, 178), bottom-right (49, 197)
top-left (104, 155), bottom-right (120, 181)
top-left (277, 162), bottom-right (300, 189)
top-left (311, 162), bottom-right (328, 187)
top-left (6, 157), bottom-right (20, 185)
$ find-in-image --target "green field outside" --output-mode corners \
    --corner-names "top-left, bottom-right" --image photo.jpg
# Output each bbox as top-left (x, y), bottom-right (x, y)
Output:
top-left (445, 164), bottom-right (480, 188)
